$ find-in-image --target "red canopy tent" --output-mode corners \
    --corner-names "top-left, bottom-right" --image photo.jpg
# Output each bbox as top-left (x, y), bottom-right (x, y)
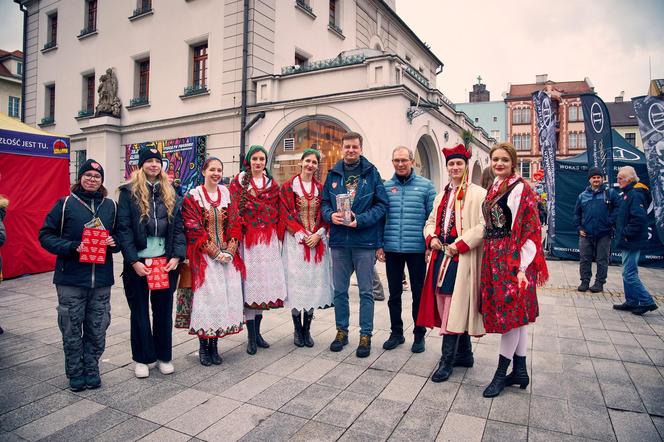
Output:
top-left (0, 113), bottom-right (70, 279)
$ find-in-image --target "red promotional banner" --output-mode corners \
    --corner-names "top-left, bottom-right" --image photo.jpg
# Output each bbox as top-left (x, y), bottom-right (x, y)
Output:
top-left (79, 228), bottom-right (109, 264)
top-left (145, 257), bottom-right (170, 291)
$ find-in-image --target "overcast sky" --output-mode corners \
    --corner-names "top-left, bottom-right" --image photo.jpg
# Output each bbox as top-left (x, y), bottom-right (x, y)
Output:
top-left (1, 0), bottom-right (662, 103)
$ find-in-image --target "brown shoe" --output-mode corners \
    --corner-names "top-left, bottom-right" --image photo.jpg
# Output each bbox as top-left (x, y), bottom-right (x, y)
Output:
top-left (356, 335), bottom-right (372, 358)
top-left (329, 329), bottom-right (348, 352)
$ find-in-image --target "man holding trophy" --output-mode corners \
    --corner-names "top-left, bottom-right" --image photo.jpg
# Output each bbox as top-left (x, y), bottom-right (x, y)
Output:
top-left (321, 131), bottom-right (388, 358)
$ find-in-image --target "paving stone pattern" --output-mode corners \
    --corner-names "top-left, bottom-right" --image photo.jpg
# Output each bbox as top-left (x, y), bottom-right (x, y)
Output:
top-left (0, 258), bottom-right (662, 441)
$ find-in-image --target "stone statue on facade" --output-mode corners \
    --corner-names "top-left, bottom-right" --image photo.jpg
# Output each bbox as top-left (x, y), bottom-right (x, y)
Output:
top-left (95, 68), bottom-right (122, 117)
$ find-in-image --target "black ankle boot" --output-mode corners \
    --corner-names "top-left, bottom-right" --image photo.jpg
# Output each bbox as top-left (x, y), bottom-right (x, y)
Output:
top-left (246, 319), bottom-right (257, 355)
top-left (453, 333), bottom-right (474, 367)
top-left (302, 311), bottom-right (314, 348)
top-left (199, 338), bottom-right (212, 366)
top-left (292, 313), bottom-right (304, 347)
top-left (432, 335), bottom-right (459, 383)
top-left (505, 354), bottom-right (529, 389)
top-left (255, 314), bottom-right (270, 348)
top-left (208, 338), bottom-right (222, 365)
top-left (483, 355), bottom-right (512, 398)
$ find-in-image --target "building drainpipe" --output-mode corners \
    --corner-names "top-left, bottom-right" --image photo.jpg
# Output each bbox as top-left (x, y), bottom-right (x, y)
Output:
top-left (239, 0), bottom-right (250, 164)
top-left (18, 1), bottom-right (28, 123)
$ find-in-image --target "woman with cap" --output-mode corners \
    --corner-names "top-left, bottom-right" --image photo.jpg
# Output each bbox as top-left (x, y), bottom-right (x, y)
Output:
top-left (417, 144), bottom-right (487, 383)
top-left (229, 145), bottom-right (287, 355)
top-left (179, 157), bottom-right (244, 365)
top-left (480, 142), bottom-right (548, 398)
top-left (280, 149), bottom-right (333, 348)
top-left (116, 146), bottom-right (186, 378)
top-left (39, 160), bottom-right (119, 391)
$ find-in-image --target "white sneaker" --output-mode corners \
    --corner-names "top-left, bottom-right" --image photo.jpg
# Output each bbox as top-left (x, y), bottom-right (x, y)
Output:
top-left (135, 363), bottom-right (149, 378)
top-left (157, 360), bottom-right (174, 375)
top-left (147, 362), bottom-right (157, 369)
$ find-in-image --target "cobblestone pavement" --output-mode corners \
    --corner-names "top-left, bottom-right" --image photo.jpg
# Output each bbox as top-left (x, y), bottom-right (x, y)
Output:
top-left (0, 258), bottom-right (662, 441)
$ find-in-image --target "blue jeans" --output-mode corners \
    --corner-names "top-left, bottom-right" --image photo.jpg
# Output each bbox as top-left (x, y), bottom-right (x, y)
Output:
top-left (331, 247), bottom-right (376, 337)
top-left (622, 250), bottom-right (654, 306)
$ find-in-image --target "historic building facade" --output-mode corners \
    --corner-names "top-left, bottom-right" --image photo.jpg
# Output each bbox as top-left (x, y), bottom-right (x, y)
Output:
top-left (0, 49), bottom-right (23, 120)
top-left (16, 0), bottom-right (493, 193)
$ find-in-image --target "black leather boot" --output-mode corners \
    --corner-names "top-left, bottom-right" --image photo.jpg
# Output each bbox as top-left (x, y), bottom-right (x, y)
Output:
top-left (208, 338), bottom-right (222, 365)
top-left (255, 314), bottom-right (270, 348)
top-left (431, 335), bottom-right (459, 383)
top-left (302, 311), bottom-right (314, 348)
top-left (292, 312), bottom-right (304, 347)
top-left (483, 355), bottom-right (512, 397)
top-left (246, 319), bottom-right (257, 355)
top-left (504, 354), bottom-right (529, 389)
top-left (199, 337), bottom-right (212, 366)
top-left (453, 333), bottom-right (474, 367)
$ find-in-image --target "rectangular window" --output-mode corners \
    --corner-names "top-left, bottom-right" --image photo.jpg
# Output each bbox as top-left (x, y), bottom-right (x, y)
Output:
top-left (17, 62), bottom-right (23, 76)
top-left (83, 74), bottom-right (95, 113)
top-left (329, 0), bottom-right (337, 25)
top-left (8, 96), bottom-right (20, 118)
top-left (86, 0), bottom-right (97, 31)
top-left (512, 108), bottom-right (531, 125)
top-left (490, 129), bottom-right (501, 140)
top-left (513, 134), bottom-right (531, 151)
top-left (48, 12), bottom-right (58, 45)
top-left (578, 132), bottom-right (586, 149)
top-left (568, 132), bottom-right (587, 149)
top-left (139, 0), bottom-right (152, 10)
top-left (569, 106), bottom-right (578, 122)
top-left (294, 53), bottom-right (308, 67)
top-left (139, 59), bottom-right (150, 98)
top-left (625, 132), bottom-right (636, 146)
top-left (519, 161), bottom-right (531, 179)
top-left (192, 43), bottom-right (208, 88)
top-left (493, 116), bottom-right (498, 122)
top-left (44, 84), bottom-right (56, 123)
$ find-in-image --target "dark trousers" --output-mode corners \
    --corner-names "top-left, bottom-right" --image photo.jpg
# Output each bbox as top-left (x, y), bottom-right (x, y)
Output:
top-left (122, 262), bottom-right (178, 364)
top-left (579, 235), bottom-right (611, 285)
top-left (385, 252), bottom-right (427, 338)
top-left (56, 285), bottom-right (111, 378)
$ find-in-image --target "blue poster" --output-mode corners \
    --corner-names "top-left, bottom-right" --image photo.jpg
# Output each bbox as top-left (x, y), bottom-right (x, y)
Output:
top-left (580, 93), bottom-right (614, 185)
top-left (0, 128), bottom-right (70, 159)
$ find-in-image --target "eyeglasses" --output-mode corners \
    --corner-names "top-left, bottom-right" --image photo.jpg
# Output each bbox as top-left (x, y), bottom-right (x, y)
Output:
top-left (82, 174), bottom-right (102, 181)
top-left (392, 159), bottom-right (412, 164)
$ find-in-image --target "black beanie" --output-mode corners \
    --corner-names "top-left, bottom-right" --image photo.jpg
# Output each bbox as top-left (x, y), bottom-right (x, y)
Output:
top-left (78, 159), bottom-right (104, 182)
top-left (588, 167), bottom-right (603, 179)
top-left (138, 145), bottom-right (162, 167)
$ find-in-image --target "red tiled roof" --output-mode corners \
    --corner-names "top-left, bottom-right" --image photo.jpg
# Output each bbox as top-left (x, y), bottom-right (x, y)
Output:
top-left (0, 49), bottom-right (23, 58)
top-left (507, 80), bottom-right (592, 99)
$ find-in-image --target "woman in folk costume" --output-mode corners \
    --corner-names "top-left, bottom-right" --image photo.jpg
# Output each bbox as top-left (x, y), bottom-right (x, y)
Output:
top-left (229, 145), bottom-right (287, 355)
top-left (480, 142), bottom-right (548, 398)
top-left (417, 144), bottom-right (487, 383)
top-left (280, 149), bottom-right (334, 348)
top-left (180, 158), bottom-right (244, 366)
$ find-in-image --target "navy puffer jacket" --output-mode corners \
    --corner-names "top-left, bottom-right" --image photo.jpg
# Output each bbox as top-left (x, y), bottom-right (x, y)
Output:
top-left (382, 171), bottom-right (436, 253)
top-left (573, 184), bottom-right (620, 238)
top-left (615, 181), bottom-right (652, 251)
top-left (39, 190), bottom-right (119, 288)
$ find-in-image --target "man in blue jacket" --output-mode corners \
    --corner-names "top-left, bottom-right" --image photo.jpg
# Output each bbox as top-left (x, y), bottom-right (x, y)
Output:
top-left (377, 146), bottom-right (436, 353)
top-left (613, 166), bottom-right (658, 315)
top-left (321, 131), bottom-right (388, 358)
top-left (573, 167), bottom-right (620, 293)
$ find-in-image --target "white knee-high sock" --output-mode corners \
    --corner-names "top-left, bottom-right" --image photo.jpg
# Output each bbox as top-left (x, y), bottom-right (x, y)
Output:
top-left (515, 326), bottom-right (528, 357)
top-left (499, 328), bottom-right (520, 359)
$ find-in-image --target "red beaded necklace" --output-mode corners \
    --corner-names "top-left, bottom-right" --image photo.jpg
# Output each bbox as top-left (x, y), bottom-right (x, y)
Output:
top-left (202, 185), bottom-right (221, 207)
top-left (297, 175), bottom-right (315, 200)
top-left (250, 174), bottom-right (266, 194)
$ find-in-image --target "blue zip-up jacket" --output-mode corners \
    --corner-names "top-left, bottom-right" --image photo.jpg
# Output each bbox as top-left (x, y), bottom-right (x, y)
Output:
top-left (321, 156), bottom-right (388, 249)
top-left (39, 190), bottom-right (119, 288)
top-left (616, 181), bottom-right (652, 251)
top-left (573, 184), bottom-right (620, 238)
top-left (382, 171), bottom-right (436, 253)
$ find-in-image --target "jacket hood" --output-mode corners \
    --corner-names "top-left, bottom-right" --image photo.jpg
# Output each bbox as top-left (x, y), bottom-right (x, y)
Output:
top-left (330, 156), bottom-right (375, 176)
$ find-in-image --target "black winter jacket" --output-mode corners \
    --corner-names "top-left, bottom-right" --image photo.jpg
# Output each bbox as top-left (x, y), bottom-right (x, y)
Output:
top-left (616, 181), bottom-right (652, 251)
top-left (116, 182), bottom-right (186, 264)
top-left (39, 190), bottom-right (119, 288)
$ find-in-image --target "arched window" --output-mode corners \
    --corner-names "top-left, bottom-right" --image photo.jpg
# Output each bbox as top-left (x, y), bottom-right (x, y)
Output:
top-left (270, 117), bottom-right (349, 184)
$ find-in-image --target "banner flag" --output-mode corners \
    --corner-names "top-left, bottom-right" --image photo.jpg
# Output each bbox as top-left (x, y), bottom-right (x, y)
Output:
top-left (124, 136), bottom-right (207, 193)
top-left (532, 90), bottom-right (557, 245)
top-left (580, 93), bottom-right (614, 185)
top-left (633, 95), bottom-right (664, 243)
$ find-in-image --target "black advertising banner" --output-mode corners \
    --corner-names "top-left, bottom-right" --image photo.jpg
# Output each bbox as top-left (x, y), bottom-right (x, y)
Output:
top-left (532, 91), bottom-right (557, 245)
top-left (633, 95), bottom-right (664, 245)
top-left (580, 93), bottom-right (614, 185)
